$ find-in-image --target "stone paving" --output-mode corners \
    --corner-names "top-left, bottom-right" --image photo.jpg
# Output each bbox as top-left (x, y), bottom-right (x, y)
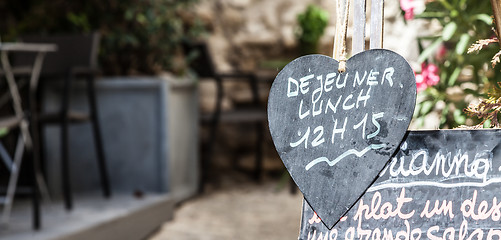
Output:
top-left (148, 178), bottom-right (303, 240)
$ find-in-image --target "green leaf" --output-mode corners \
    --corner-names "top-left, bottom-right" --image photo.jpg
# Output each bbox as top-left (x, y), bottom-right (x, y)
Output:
top-left (417, 36), bottom-right (443, 41)
top-left (414, 103), bottom-right (422, 118)
top-left (464, 88), bottom-right (480, 96)
top-left (438, 0), bottom-right (454, 11)
top-left (414, 12), bottom-right (447, 19)
top-left (0, 128), bottom-right (8, 138)
top-left (470, 14), bottom-right (493, 25)
top-left (417, 117), bottom-right (425, 127)
top-left (448, 67), bottom-right (461, 86)
top-left (441, 107), bottom-right (449, 125)
top-left (125, 9), bottom-right (134, 20)
top-left (418, 38), bottom-right (443, 63)
top-left (442, 22), bottom-right (457, 41)
top-left (484, 119), bottom-right (492, 128)
top-left (455, 33), bottom-right (470, 55)
top-left (450, 10), bottom-right (459, 18)
top-left (136, 13), bottom-right (147, 24)
top-left (421, 101), bottom-right (434, 115)
top-left (427, 87), bottom-right (442, 98)
top-left (453, 109), bottom-right (466, 125)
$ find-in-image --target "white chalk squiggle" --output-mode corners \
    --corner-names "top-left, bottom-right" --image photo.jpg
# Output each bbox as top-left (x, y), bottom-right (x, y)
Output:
top-left (368, 178), bottom-right (501, 192)
top-left (305, 144), bottom-right (386, 170)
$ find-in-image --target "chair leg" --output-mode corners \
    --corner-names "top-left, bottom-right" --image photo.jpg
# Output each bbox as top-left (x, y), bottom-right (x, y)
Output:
top-left (30, 148), bottom-right (41, 230)
top-left (254, 122), bottom-right (264, 182)
top-left (199, 77), bottom-right (223, 193)
top-left (200, 112), bottom-right (219, 193)
top-left (248, 74), bottom-right (264, 181)
top-left (61, 74), bottom-right (73, 210)
top-left (0, 136), bottom-right (24, 226)
top-left (36, 81), bottom-right (50, 201)
top-left (35, 122), bottom-right (52, 205)
top-left (85, 76), bottom-right (111, 198)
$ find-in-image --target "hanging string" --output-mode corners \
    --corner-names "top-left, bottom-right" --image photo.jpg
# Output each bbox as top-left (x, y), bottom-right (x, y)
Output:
top-left (335, 0), bottom-right (350, 73)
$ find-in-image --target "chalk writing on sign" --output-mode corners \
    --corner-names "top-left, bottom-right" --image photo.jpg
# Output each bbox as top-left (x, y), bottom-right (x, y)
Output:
top-left (299, 130), bottom-right (501, 240)
top-left (267, 50), bottom-right (417, 228)
top-left (285, 68), bottom-right (398, 170)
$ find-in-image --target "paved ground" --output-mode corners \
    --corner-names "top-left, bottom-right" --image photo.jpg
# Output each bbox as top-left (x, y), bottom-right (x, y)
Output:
top-left (148, 176), bottom-right (303, 240)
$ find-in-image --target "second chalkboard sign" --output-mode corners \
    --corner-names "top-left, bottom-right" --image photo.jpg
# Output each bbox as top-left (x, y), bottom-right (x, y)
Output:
top-left (268, 49), bottom-right (416, 228)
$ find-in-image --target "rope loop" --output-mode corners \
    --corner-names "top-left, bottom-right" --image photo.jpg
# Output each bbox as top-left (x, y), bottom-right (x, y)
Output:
top-left (338, 56), bottom-right (347, 73)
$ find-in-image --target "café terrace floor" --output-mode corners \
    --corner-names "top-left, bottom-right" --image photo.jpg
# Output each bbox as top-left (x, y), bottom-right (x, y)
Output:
top-left (0, 193), bottom-right (174, 240)
top-left (149, 178), bottom-right (303, 240)
top-left (0, 172), bottom-right (303, 240)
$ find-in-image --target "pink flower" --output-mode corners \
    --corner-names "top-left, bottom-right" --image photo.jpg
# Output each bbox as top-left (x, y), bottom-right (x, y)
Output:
top-left (415, 73), bottom-right (427, 92)
top-left (400, 0), bottom-right (414, 20)
top-left (423, 63), bottom-right (440, 85)
top-left (415, 63), bottom-right (440, 92)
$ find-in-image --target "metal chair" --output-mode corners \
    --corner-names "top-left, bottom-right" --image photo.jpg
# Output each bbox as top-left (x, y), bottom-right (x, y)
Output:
top-left (185, 41), bottom-right (268, 189)
top-left (0, 47), bottom-right (40, 229)
top-left (16, 33), bottom-right (111, 210)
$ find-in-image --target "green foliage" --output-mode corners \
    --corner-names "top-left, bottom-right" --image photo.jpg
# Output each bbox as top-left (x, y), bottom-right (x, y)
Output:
top-left (297, 4), bottom-right (329, 54)
top-left (0, 128), bottom-right (9, 138)
top-left (464, 82), bottom-right (501, 128)
top-left (2, 0), bottom-right (205, 75)
top-left (412, 0), bottom-right (501, 128)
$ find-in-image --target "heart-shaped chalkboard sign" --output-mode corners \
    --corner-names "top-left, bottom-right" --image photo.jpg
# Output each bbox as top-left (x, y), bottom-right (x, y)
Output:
top-left (268, 49), bottom-right (416, 229)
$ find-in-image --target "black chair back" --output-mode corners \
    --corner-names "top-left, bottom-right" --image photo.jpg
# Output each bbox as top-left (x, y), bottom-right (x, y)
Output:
top-left (13, 33), bottom-right (100, 76)
top-left (183, 41), bottom-right (217, 79)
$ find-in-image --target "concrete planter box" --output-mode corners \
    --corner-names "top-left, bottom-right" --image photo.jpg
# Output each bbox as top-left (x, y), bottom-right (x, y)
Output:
top-left (163, 74), bottom-right (200, 202)
top-left (42, 75), bottom-right (199, 202)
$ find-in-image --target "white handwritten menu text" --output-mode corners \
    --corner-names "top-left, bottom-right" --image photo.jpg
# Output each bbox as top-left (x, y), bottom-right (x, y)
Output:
top-left (267, 50), bottom-right (416, 228)
top-left (299, 130), bottom-right (501, 239)
top-left (286, 67), bottom-right (395, 170)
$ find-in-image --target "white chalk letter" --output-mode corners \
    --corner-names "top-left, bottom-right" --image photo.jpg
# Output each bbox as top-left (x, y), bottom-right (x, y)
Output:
top-left (332, 117), bottom-right (348, 141)
top-left (299, 99), bottom-right (310, 119)
top-left (290, 127), bottom-right (310, 149)
top-left (356, 87), bottom-right (371, 108)
top-left (287, 77), bottom-right (299, 97)
top-left (336, 73), bottom-right (348, 88)
top-left (353, 113), bottom-right (368, 139)
top-left (312, 87), bottom-right (323, 117)
top-left (367, 69), bottom-right (379, 86)
top-left (353, 71), bottom-right (367, 87)
top-left (382, 67), bottom-right (394, 87)
top-left (325, 73), bottom-right (336, 92)
top-left (343, 94), bottom-right (355, 110)
top-left (300, 74), bottom-right (314, 94)
top-left (312, 126), bottom-right (325, 147)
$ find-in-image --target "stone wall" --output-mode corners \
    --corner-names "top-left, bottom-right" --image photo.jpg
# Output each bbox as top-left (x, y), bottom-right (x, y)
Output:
top-left (194, 0), bottom-right (433, 179)
top-left (195, 0), bottom-right (330, 72)
top-left (195, 0), bottom-right (430, 72)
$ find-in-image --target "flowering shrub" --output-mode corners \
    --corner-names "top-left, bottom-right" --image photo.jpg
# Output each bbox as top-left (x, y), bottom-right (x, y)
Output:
top-left (415, 63), bottom-right (440, 92)
top-left (399, 0), bottom-right (415, 20)
top-left (462, 2), bottom-right (501, 128)
top-left (403, 0), bottom-right (501, 128)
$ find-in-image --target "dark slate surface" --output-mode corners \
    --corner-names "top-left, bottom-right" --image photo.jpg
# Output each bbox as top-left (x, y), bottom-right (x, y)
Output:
top-left (267, 49), bottom-right (416, 228)
top-left (299, 130), bottom-right (501, 239)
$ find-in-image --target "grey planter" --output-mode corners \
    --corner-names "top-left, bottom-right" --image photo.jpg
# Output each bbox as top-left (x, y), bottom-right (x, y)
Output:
top-left (41, 75), bottom-right (199, 201)
top-left (163, 74), bottom-right (199, 202)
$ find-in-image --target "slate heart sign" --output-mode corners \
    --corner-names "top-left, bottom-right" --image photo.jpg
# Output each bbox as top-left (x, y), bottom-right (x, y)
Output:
top-left (267, 49), bottom-right (416, 229)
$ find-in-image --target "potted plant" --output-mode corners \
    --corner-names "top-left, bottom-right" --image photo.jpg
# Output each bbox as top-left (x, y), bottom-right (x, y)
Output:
top-left (296, 4), bottom-right (329, 55)
top-left (4, 0), bottom-right (204, 202)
